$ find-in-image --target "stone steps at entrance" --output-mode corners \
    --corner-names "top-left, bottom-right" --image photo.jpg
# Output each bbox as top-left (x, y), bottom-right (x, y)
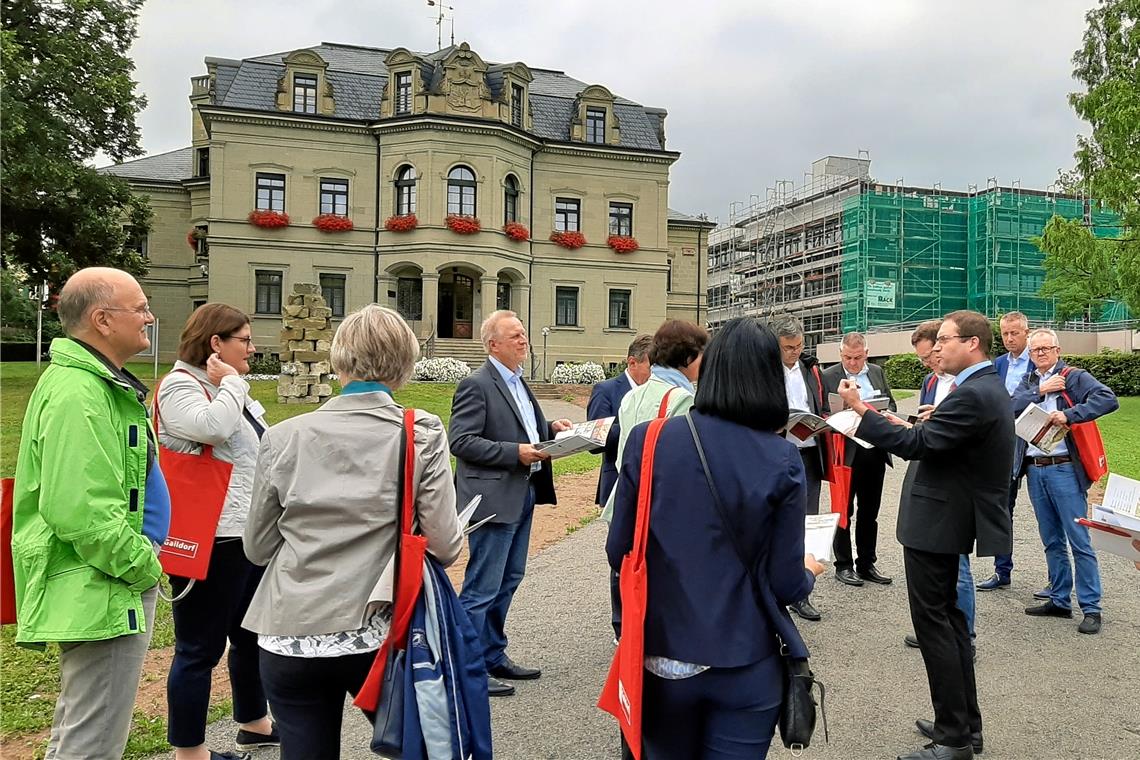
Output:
top-left (428, 337), bottom-right (487, 369)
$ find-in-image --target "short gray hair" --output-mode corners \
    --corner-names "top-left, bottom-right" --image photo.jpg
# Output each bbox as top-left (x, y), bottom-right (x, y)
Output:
top-left (768, 313), bottom-right (803, 340)
top-left (627, 334), bottom-right (652, 361)
top-left (1028, 327), bottom-right (1059, 345)
top-left (841, 331), bottom-right (866, 349)
top-left (480, 309), bottom-right (518, 350)
top-left (1000, 311), bottom-right (1029, 327)
top-left (331, 304), bottom-right (420, 388)
top-left (57, 274), bottom-right (115, 334)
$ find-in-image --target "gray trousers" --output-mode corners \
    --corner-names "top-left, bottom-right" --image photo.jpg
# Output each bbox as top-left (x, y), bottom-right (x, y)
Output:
top-left (44, 585), bottom-right (158, 760)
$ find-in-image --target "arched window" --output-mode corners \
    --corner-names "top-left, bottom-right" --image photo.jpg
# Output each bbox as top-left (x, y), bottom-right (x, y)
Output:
top-left (395, 165), bottom-right (417, 216)
top-left (503, 175), bottom-right (519, 224)
top-left (447, 166), bottom-right (476, 216)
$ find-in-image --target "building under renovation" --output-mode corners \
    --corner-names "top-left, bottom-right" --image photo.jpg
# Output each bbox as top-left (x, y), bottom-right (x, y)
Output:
top-left (708, 155), bottom-right (1124, 350)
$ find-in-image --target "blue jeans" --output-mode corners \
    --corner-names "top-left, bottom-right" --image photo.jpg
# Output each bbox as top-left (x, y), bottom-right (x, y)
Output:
top-left (956, 554), bottom-right (976, 641)
top-left (459, 486), bottom-right (535, 669)
top-left (993, 474), bottom-right (1022, 579)
top-left (1026, 463), bottom-right (1102, 614)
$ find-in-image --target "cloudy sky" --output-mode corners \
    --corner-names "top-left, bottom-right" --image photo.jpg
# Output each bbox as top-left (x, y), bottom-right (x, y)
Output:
top-left (126, 0), bottom-right (1095, 222)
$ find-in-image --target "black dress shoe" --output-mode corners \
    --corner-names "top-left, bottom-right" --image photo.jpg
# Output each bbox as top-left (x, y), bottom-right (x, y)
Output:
top-left (487, 675), bottom-right (515, 697)
top-left (857, 564), bottom-right (893, 585)
top-left (916, 719), bottom-right (983, 754)
top-left (1078, 612), bottom-right (1102, 634)
top-left (1025, 600), bottom-right (1072, 618)
top-left (904, 633), bottom-right (920, 649)
top-left (898, 741), bottom-right (974, 760)
top-left (489, 655), bottom-right (542, 680)
top-left (836, 567), bottom-right (864, 586)
top-left (975, 572), bottom-right (1010, 591)
top-left (789, 598), bottom-right (821, 621)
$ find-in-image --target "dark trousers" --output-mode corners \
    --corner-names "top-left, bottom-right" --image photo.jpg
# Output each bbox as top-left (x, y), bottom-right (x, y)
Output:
top-left (610, 568), bottom-right (623, 640)
top-left (993, 473), bottom-right (1023, 579)
top-left (167, 538), bottom-right (267, 747)
top-left (459, 486), bottom-right (535, 669)
top-left (641, 656), bottom-right (783, 759)
top-left (798, 446), bottom-right (824, 516)
top-left (833, 449), bottom-right (886, 572)
top-left (904, 547), bottom-right (981, 749)
top-left (259, 649), bottom-right (375, 760)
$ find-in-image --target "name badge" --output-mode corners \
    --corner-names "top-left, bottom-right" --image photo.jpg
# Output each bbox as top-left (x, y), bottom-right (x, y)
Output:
top-left (247, 400), bottom-right (266, 418)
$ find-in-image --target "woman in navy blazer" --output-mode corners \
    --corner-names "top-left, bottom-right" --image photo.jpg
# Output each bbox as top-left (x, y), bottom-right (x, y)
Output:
top-left (607, 318), bottom-right (825, 759)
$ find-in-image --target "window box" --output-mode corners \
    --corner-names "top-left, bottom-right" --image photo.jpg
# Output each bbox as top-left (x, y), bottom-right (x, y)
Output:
top-left (550, 230), bottom-right (587, 249)
top-left (312, 214), bottom-right (354, 233)
top-left (446, 215), bottom-right (481, 235)
top-left (248, 210), bottom-right (290, 228)
top-left (186, 228), bottom-right (205, 250)
top-left (607, 235), bottom-right (639, 253)
top-left (503, 222), bottom-right (530, 241)
top-left (384, 213), bottom-right (419, 233)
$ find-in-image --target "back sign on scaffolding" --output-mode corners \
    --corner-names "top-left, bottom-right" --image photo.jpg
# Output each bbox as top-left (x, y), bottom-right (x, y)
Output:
top-left (866, 279), bottom-right (896, 309)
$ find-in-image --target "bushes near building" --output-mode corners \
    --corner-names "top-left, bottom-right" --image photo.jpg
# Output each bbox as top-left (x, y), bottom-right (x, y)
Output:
top-left (881, 349), bottom-right (1140, 394)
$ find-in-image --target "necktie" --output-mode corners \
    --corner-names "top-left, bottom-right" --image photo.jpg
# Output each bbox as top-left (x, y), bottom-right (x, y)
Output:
top-left (949, 382), bottom-right (958, 393)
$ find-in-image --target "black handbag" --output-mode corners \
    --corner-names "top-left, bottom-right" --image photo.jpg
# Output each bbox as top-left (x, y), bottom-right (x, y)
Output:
top-left (685, 415), bottom-right (827, 753)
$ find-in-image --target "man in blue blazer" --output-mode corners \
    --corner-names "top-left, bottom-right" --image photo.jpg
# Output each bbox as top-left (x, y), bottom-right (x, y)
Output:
top-left (977, 311), bottom-right (1033, 591)
top-left (587, 334), bottom-right (651, 640)
top-left (1013, 328), bottom-right (1118, 635)
top-left (839, 310), bottom-right (1013, 760)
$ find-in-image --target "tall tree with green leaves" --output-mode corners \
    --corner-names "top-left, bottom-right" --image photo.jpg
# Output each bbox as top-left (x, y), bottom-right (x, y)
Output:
top-left (1, 0), bottom-right (152, 285)
top-left (1038, 0), bottom-right (1140, 321)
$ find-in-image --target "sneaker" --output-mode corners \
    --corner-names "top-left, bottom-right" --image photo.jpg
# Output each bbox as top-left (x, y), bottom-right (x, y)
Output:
top-left (235, 723), bottom-right (279, 751)
top-left (1078, 613), bottom-right (1102, 634)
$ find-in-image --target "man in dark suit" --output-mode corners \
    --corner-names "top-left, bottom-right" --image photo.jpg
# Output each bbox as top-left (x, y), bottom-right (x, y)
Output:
top-left (587, 334), bottom-right (652, 641)
top-left (838, 310), bottom-right (1014, 760)
top-left (822, 332), bottom-right (896, 587)
top-left (771, 313), bottom-right (828, 621)
top-left (450, 310), bottom-right (572, 697)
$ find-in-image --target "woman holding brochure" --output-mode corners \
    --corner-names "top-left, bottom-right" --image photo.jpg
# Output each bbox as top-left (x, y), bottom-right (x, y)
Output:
top-left (156, 303), bottom-right (276, 760)
top-left (243, 305), bottom-right (465, 760)
top-left (607, 318), bottom-right (825, 759)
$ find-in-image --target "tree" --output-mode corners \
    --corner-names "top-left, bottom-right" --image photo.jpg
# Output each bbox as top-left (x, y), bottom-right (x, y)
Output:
top-left (1, 0), bottom-right (152, 286)
top-left (1038, 0), bottom-right (1140, 321)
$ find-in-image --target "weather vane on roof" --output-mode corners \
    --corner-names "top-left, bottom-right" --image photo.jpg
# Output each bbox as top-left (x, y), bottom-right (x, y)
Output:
top-left (427, 0), bottom-right (455, 50)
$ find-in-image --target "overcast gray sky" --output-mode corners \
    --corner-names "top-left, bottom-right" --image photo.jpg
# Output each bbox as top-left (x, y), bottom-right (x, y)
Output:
top-left (127, 0), bottom-right (1094, 222)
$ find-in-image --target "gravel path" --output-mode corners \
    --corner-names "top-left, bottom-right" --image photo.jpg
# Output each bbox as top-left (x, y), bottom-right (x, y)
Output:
top-left (157, 395), bottom-right (1140, 759)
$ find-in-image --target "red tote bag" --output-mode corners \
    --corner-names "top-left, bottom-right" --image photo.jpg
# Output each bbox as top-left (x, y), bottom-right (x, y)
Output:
top-left (1, 478), bottom-right (15, 625)
top-left (597, 416), bottom-right (669, 760)
top-left (153, 370), bottom-right (234, 580)
top-left (825, 433), bottom-right (851, 530)
top-left (1059, 368), bottom-right (1109, 483)
top-left (355, 408), bottom-right (428, 712)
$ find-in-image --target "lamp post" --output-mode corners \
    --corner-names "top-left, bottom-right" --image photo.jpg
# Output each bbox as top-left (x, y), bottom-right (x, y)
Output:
top-left (541, 326), bottom-right (550, 382)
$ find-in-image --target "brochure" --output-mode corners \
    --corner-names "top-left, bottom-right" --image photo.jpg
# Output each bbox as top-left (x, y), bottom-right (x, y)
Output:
top-left (1079, 504), bottom-right (1140, 562)
top-left (786, 409), bottom-right (873, 449)
top-left (1098, 473), bottom-right (1140, 520)
top-left (1014, 403), bottom-right (1067, 454)
top-left (804, 513), bottom-right (840, 562)
top-left (828, 392), bottom-right (891, 415)
top-left (535, 417), bottom-right (615, 459)
top-left (457, 495), bottom-right (494, 535)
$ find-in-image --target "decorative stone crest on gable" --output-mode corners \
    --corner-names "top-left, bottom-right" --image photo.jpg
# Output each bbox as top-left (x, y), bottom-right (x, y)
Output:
top-left (441, 43), bottom-right (490, 114)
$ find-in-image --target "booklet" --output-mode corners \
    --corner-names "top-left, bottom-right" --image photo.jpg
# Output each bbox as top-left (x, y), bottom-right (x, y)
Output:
top-left (1079, 504), bottom-right (1140, 562)
top-left (828, 392), bottom-right (891, 415)
top-left (1014, 403), bottom-right (1068, 454)
top-left (457, 495), bottom-right (495, 535)
top-left (786, 409), bottom-right (873, 449)
top-left (804, 513), bottom-right (840, 562)
top-left (535, 417), bottom-right (615, 459)
top-left (1098, 473), bottom-right (1140, 520)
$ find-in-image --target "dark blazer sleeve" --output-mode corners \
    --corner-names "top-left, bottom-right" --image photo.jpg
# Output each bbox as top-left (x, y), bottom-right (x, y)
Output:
top-left (767, 450), bottom-right (816, 606)
top-left (606, 420), bottom-right (647, 571)
top-left (856, 389), bottom-right (981, 461)
top-left (448, 376), bottom-right (518, 468)
top-left (1062, 369), bottom-right (1119, 424)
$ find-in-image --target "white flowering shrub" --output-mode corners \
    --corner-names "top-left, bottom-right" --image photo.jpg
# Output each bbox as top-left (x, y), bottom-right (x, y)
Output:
top-left (414, 357), bottom-right (472, 382)
top-left (549, 361), bottom-right (606, 385)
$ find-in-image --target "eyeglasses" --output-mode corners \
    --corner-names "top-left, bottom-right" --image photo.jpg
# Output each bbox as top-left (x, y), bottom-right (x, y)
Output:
top-left (935, 334), bottom-right (971, 345)
top-left (223, 336), bottom-right (253, 345)
top-left (1029, 346), bottom-right (1059, 355)
top-left (99, 304), bottom-right (152, 315)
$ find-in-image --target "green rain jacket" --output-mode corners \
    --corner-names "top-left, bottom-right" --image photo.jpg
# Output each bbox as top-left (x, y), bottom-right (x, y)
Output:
top-left (12, 338), bottom-right (162, 646)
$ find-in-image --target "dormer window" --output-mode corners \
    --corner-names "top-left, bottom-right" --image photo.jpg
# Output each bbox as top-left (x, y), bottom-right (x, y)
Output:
top-left (511, 84), bottom-right (524, 128)
top-left (395, 72), bottom-right (412, 115)
top-left (293, 74), bottom-right (317, 113)
top-left (586, 107), bottom-right (606, 144)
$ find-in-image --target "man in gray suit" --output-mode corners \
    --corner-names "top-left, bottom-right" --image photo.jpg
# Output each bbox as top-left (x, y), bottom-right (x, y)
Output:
top-left (450, 310), bottom-right (572, 697)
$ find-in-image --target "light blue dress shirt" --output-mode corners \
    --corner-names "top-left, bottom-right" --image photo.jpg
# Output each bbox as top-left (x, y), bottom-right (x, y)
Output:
top-left (953, 359), bottom-right (993, 387)
top-left (489, 356), bottom-right (542, 471)
top-left (1025, 363), bottom-right (1069, 457)
top-left (845, 366), bottom-right (877, 401)
top-left (1003, 348), bottom-right (1030, 397)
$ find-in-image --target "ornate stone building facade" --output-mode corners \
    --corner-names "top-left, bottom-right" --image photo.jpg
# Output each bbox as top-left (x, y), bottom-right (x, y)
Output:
top-left (103, 41), bottom-right (713, 372)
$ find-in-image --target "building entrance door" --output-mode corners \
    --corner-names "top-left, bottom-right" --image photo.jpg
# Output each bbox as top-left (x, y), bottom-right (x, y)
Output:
top-left (437, 273), bottom-right (474, 339)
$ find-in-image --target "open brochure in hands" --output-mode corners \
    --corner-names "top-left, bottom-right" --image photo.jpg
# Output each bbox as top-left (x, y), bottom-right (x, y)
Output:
top-left (1014, 403), bottom-right (1067, 454)
top-left (828, 392), bottom-right (891, 415)
top-left (785, 409), bottom-right (873, 449)
top-left (804, 513), bottom-right (840, 563)
top-left (1099, 473), bottom-right (1140, 520)
top-left (457, 495), bottom-right (495, 535)
top-left (534, 417), bottom-right (615, 459)
top-left (1079, 473), bottom-right (1140, 562)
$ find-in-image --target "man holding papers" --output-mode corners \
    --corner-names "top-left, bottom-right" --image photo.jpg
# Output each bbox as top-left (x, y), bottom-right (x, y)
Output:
top-left (838, 310), bottom-right (1013, 760)
top-left (1011, 328), bottom-right (1118, 635)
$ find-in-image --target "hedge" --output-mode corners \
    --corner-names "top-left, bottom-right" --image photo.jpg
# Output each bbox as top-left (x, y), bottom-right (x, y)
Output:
top-left (881, 350), bottom-right (1140, 395)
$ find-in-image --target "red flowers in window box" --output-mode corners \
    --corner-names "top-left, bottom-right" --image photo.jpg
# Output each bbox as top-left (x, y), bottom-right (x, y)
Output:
top-left (550, 230), bottom-right (587, 249)
top-left (313, 214), bottom-right (354, 233)
top-left (607, 235), bottom-right (640, 253)
top-left (384, 214), bottom-right (419, 232)
top-left (503, 222), bottom-right (530, 241)
top-left (446, 215), bottom-right (481, 235)
top-left (248, 210), bottom-right (290, 228)
top-left (186, 229), bottom-right (203, 250)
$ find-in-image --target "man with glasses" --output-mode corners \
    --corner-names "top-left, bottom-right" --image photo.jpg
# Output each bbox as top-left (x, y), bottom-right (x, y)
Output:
top-left (822, 332), bottom-right (897, 587)
top-left (1013, 328), bottom-right (1118, 635)
top-left (977, 311), bottom-right (1034, 592)
top-left (11, 267), bottom-right (169, 759)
